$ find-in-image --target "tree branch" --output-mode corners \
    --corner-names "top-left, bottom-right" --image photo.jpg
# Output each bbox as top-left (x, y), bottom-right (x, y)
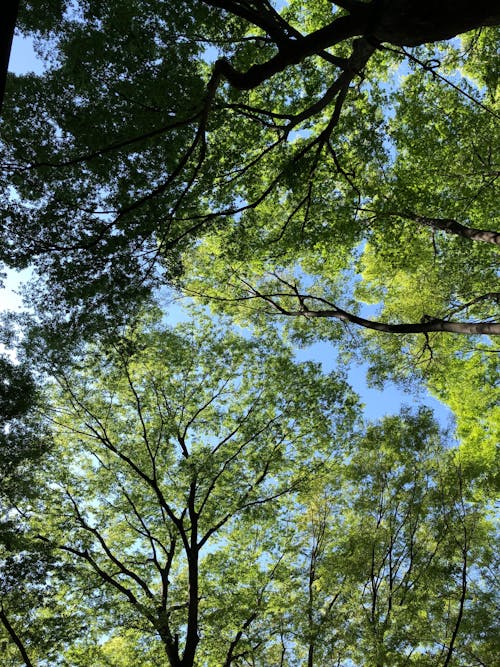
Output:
top-left (234, 278), bottom-right (500, 336)
top-left (0, 606), bottom-right (35, 667)
top-left (65, 489), bottom-right (155, 600)
top-left (213, 12), bottom-right (369, 90)
top-left (381, 210), bottom-right (500, 245)
top-left (21, 112), bottom-right (201, 172)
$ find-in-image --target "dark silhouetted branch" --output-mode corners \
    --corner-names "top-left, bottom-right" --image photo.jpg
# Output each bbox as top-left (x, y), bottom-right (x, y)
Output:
top-left (0, 0), bottom-right (19, 115)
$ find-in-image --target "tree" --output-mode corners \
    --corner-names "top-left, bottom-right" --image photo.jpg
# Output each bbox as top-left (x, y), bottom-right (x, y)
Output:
top-left (0, 1), bottom-right (498, 339)
top-left (0, 356), bottom-right (77, 667)
top-left (29, 314), bottom-right (358, 667)
top-left (279, 409), bottom-right (498, 667)
top-left (8, 325), bottom-right (497, 665)
top-left (1, 5), bottom-right (497, 662)
top-left (331, 410), bottom-right (496, 667)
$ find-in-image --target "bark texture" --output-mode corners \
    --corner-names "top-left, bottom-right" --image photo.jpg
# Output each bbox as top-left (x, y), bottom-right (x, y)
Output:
top-left (0, 607), bottom-right (35, 667)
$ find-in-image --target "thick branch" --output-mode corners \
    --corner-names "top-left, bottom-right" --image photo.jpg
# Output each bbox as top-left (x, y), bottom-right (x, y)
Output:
top-left (0, 607), bottom-right (35, 667)
top-left (213, 13), bottom-right (367, 90)
top-left (210, 1), bottom-right (500, 92)
top-left (277, 302), bottom-right (499, 335)
top-left (202, 0), bottom-right (294, 46)
top-left (236, 282), bottom-right (500, 336)
top-left (204, 0), bottom-right (348, 67)
top-left (390, 211), bottom-right (500, 245)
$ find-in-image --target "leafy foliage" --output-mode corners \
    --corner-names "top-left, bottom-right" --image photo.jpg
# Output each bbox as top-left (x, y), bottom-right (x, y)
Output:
top-left (28, 315), bottom-right (358, 666)
top-left (1, 1), bottom-right (498, 339)
top-left (0, 3), bottom-right (498, 664)
top-left (3, 325), bottom-right (497, 665)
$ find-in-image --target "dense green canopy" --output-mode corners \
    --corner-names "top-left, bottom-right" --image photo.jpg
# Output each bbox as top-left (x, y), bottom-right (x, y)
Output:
top-left (2, 317), bottom-right (498, 666)
top-left (1, 1), bottom-right (498, 430)
top-left (1, 0), bottom-right (498, 333)
top-left (0, 2), bottom-right (498, 665)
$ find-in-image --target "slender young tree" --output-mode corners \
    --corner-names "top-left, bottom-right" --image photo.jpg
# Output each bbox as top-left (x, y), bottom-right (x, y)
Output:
top-left (30, 314), bottom-right (357, 667)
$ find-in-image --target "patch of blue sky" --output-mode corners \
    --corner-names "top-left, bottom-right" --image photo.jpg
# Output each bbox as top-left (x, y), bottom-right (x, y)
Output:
top-left (0, 267), bottom-right (32, 312)
top-left (9, 33), bottom-right (46, 75)
top-left (0, 36), bottom-right (45, 357)
top-left (295, 340), bottom-right (454, 426)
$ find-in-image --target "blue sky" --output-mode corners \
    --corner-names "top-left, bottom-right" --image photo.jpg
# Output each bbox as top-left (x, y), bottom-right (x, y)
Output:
top-left (1, 31), bottom-right (454, 426)
top-left (1, 38), bottom-right (45, 314)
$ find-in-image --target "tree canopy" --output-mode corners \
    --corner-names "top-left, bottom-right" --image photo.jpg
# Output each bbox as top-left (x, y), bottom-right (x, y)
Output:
top-left (2, 316), bottom-right (498, 666)
top-left (0, 2), bottom-right (499, 665)
top-left (1, 1), bottom-right (498, 334)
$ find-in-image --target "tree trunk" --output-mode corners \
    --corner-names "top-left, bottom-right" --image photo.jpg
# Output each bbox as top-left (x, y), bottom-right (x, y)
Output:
top-left (181, 485), bottom-right (200, 667)
top-left (181, 553), bottom-right (200, 666)
top-left (0, 0), bottom-right (20, 114)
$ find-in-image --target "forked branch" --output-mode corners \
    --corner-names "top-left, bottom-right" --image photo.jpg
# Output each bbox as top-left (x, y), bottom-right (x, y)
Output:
top-left (233, 277), bottom-right (500, 336)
